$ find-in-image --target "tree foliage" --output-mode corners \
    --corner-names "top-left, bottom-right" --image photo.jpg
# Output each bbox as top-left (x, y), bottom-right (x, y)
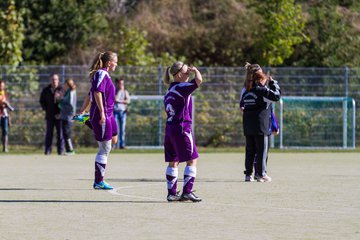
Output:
top-left (290, 2), bottom-right (360, 67)
top-left (16, 0), bottom-right (107, 64)
top-left (0, 0), bottom-right (24, 66)
top-left (129, 0), bottom-right (259, 66)
top-left (0, 0), bottom-right (360, 67)
top-left (252, 0), bottom-right (309, 66)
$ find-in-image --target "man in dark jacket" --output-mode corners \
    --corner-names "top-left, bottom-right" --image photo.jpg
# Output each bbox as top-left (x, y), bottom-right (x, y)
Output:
top-left (39, 73), bottom-right (64, 155)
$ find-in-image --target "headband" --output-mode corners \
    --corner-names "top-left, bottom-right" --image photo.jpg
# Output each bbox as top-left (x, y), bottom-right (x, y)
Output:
top-left (172, 63), bottom-right (185, 76)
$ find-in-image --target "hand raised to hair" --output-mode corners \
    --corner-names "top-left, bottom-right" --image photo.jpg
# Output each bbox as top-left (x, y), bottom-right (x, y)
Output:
top-left (188, 66), bottom-right (197, 72)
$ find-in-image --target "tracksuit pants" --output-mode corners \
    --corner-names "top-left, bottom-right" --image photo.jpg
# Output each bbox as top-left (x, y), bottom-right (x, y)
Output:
top-left (244, 135), bottom-right (269, 177)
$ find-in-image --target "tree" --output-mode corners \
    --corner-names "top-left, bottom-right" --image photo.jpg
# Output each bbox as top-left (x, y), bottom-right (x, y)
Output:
top-left (129, 0), bottom-right (259, 66)
top-left (182, 0), bottom-right (257, 66)
top-left (0, 0), bottom-right (24, 66)
top-left (290, 2), bottom-right (360, 67)
top-left (252, 0), bottom-right (309, 66)
top-left (16, 0), bottom-right (107, 64)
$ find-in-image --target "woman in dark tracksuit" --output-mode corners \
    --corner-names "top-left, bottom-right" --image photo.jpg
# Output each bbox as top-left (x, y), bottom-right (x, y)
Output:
top-left (240, 63), bottom-right (281, 182)
top-left (59, 78), bottom-right (77, 154)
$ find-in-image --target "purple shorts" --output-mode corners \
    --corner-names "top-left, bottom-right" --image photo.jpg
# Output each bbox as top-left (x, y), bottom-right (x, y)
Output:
top-left (164, 124), bottom-right (199, 162)
top-left (91, 114), bottom-right (117, 142)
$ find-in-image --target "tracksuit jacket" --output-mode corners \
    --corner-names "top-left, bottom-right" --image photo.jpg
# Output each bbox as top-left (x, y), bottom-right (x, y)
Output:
top-left (241, 80), bottom-right (281, 136)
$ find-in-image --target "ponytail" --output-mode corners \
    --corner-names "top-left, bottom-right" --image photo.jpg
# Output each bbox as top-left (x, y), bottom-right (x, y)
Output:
top-left (163, 67), bottom-right (171, 84)
top-left (244, 62), bottom-right (253, 91)
top-left (244, 62), bottom-right (263, 91)
top-left (89, 51), bottom-right (117, 81)
top-left (163, 61), bottom-right (184, 85)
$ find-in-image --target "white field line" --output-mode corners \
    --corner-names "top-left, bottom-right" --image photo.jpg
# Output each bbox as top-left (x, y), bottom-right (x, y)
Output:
top-left (108, 183), bottom-right (165, 201)
top-left (107, 183), bottom-right (360, 215)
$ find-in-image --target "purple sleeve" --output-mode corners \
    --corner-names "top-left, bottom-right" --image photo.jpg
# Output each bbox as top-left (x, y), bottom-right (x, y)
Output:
top-left (176, 79), bottom-right (198, 97)
top-left (92, 71), bottom-right (108, 93)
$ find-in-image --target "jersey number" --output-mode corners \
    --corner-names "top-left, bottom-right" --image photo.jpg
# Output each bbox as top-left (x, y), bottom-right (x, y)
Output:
top-left (166, 104), bottom-right (175, 122)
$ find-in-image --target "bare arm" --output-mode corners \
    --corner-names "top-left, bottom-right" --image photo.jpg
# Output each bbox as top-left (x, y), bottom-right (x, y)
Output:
top-left (79, 95), bottom-right (90, 114)
top-left (189, 66), bottom-right (203, 87)
top-left (94, 91), bottom-right (106, 125)
top-left (125, 91), bottom-right (130, 104)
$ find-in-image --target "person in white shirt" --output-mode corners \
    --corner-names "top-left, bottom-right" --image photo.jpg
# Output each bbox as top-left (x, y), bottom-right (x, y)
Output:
top-left (113, 78), bottom-right (130, 149)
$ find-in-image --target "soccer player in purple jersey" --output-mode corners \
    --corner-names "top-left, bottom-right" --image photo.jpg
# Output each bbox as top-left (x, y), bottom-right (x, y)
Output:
top-left (78, 51), bottom-right (118, 190)
top-left (163, 61), bottom-right (203, 202)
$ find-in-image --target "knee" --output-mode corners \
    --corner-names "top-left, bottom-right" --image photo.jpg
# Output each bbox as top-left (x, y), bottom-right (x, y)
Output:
top-left (186, 158), bottom-right (198, 167)
top-left (112, 136), bottom-right (118, 145)
top-left (168, 161), bottom-right (179, 168)
top-left (98, 141), bottom-right (111, 156)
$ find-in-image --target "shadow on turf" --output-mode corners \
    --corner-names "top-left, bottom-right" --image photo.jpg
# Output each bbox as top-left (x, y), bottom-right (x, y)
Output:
top-left (81, 178), bottom-right (243, 183)
top-left (0, 188), bottom-right (42, 191)
top-left (0, 188), bottom-right (91, 191)
top-left (0, 200), bottom-right (165, 203)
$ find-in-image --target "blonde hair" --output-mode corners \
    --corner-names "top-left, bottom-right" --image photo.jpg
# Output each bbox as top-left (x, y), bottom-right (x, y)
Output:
top-left (89, 51), bottom-right (117, 80)
top-left (163, 61), bottom-right (185, 84)
top-left (244, 62), bottom-right (266, 91)
top-left (65, 78), bottom-right (76, 90)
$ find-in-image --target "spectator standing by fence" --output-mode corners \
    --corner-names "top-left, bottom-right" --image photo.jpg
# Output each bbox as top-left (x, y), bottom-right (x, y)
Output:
top-left (114, 78), bottom-right (130, 149)
top-left (39, 73), bottom-right (64, 155)
top-left (59, 78), bottom-right (77, 155)
top-left (0, 80), bottom-right (14, 152)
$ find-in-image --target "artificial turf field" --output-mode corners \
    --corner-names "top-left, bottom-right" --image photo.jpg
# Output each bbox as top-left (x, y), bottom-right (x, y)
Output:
top-left (0, 152), bottom-right (359, 240)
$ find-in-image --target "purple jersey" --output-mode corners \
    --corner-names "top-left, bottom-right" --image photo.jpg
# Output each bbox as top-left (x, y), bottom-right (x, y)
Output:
top-left (163, 79), bottom-right (199, 162)
top-left (89, 68), bottom-right (117, 141)
top-left (90, 68), bottom-right (115, 119)
top-left (164, 79), bottom-right (198, 127)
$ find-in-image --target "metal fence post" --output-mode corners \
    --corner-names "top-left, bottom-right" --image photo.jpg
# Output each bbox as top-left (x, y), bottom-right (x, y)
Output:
top-left (343, 98), bottom-right (348, 149)
top-left (352, 99), bottom-right (356, 149)
top-left (344, 66), bottom-right (348, 98)
top-left (61, 65), bottom-right (66, 84)
top-left (158, 66), bottom-right (163, 146)
top-left (279, 99), bottom-right (283, 149)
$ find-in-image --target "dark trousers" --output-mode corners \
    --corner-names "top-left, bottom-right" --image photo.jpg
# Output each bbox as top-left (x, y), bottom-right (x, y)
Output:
top-left (61, 120), bottom-right (73, 152)
top-left (244, 135), bottom-right (269, 177)
top-left (0, 116), bottom-right (9, 137)
top-left (61, 120), bottom-right (72, 140)
top-left (45, 118), bottom-right (64, 155)
top-left (1, 117), bottom-right (9, 152)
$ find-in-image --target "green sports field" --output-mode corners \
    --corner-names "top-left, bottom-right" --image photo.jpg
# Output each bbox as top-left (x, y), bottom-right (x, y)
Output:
top-left (0, 152), bottom-right (359, 240)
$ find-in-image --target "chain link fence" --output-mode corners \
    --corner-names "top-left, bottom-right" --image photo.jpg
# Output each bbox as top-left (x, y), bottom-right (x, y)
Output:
top-left (1, 65), bottom-right (359, 148)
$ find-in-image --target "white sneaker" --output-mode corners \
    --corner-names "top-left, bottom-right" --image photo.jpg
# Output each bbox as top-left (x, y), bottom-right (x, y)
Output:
top-left (257, 174), bottom-right (272, 182)
top-left (245, 175), bottom-right (254, 182)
